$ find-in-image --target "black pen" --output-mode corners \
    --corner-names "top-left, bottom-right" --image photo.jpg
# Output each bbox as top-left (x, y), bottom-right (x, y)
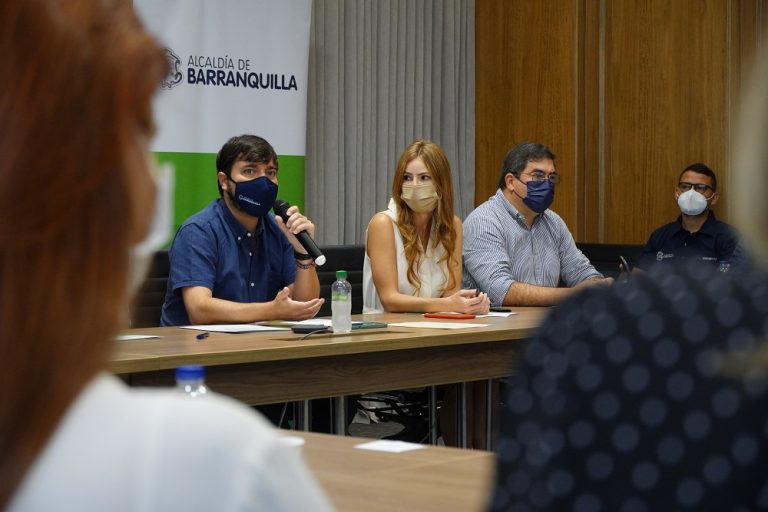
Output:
top-left (196, 332), bottom-right (210, 341)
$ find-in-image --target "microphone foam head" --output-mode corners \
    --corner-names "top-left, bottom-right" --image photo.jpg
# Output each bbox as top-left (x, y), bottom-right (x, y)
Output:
top-left (273, 199), bottom-right (290, 219)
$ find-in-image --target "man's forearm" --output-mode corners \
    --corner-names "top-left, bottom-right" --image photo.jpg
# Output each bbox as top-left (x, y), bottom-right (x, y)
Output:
top-left (292, 265), bottom-right (320, 301)
top-left (502, 281), bottom-right (575, 307)
top-left (186, 296), bottom-right (275, 324)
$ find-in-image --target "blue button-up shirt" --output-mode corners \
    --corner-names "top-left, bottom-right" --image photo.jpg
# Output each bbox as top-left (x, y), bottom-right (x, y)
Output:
top-left (160, 199), bottom-right (296, 326)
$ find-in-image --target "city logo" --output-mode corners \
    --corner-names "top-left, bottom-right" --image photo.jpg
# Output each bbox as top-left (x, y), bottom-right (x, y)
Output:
top-left (159, 48), bottom-right (299, 92)
top-left (161, 47), bottom-right (183, 89)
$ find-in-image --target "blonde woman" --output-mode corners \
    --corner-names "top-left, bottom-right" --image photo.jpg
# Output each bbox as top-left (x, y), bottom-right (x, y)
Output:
top-left (363, 139), bottom-right (489, 314)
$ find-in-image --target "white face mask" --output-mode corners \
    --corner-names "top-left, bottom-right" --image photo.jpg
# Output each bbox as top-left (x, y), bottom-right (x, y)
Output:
top-left (677, 189), bottom-right (708, 216)
top-left (129, 159), bottom-right (175, 301)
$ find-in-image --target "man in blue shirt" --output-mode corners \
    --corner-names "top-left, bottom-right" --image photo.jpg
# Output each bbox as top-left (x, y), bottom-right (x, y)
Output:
top-left (161, 135), bottom-right (323, 326)
top-left (636, 163), bottom-right (738, 270)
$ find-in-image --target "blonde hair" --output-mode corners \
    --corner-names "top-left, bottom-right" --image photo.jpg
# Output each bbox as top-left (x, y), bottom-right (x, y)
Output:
top-left (391, 140), bottom-right (458, 293)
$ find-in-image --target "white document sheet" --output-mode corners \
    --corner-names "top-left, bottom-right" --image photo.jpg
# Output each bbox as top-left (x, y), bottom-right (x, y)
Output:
top-left (179, 324), bottom-right (290, 333)
top-left (294, 319), bottom-right (333, 327)
top-left (295, 319), bottom-right (367, 328)
top-left (354, 440), bottom-right (426, 453)
top-left (388, 321), bottom-right (490, 329)
top-left (115, 334), bottom-right (161, 341)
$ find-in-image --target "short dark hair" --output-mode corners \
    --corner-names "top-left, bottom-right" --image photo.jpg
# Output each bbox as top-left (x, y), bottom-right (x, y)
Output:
top-left (679, 163), bottom-right (717, 191)
top-left (498, 142), bottom-right (556, 189)
top-left (215, 135), bottom-right (277, 195)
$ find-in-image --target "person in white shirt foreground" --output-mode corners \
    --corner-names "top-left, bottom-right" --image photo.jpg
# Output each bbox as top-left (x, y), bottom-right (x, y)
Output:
top-left (0, 1), bottom-right (332, 510)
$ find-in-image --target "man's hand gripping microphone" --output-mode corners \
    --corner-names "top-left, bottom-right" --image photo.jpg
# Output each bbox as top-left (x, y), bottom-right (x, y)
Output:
top-left (273, 199), bottom-right (326, 266)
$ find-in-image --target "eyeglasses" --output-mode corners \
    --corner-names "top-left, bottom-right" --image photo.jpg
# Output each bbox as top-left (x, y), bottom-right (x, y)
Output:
top-left (520, 170), bottom-right (560, 185)
top-left (678, 182), bottom-right (714, 194)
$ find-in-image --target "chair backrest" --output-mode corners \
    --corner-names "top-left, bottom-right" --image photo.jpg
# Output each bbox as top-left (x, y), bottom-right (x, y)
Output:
top-left (316, 245), bottom-right (366, 317)
top-left (129, 250), bottom-right (169, 328)
top-left (575, 242), bottom-right (644, 279)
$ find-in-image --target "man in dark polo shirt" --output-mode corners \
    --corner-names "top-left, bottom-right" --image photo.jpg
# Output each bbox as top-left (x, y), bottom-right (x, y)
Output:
top-left (636, 163), bottom-right (738, 270)
top-left (161, 134), bottom-right (323, 326)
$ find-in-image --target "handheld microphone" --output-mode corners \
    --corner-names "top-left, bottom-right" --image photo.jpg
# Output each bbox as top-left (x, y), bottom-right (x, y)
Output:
top-left (273, 199), bottom-right (326, 266)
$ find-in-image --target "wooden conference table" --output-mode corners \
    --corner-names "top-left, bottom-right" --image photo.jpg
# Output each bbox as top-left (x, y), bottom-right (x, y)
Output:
top-left (111, 309), bottom-right (548, 407)
top-left (295, 431), bottom-right (495, 511)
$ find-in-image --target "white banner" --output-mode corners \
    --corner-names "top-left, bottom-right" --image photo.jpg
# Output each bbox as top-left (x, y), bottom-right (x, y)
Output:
top-left (135, 0), bottom-right (312, 155)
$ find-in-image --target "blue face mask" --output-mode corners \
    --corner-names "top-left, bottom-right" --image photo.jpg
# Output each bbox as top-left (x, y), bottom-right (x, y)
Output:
top-left (227, 175), bottom-right (278, 217)
top-left (520, 178), bottom-right (555, 213)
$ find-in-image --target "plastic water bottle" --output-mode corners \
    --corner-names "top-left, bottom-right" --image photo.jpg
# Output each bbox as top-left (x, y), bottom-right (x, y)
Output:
top-left (176, 365), bottom-right (208, 398)
top-left (717, 260), bottom-right (731, 274)
top-left (331, 270), bottom-right (352, 333)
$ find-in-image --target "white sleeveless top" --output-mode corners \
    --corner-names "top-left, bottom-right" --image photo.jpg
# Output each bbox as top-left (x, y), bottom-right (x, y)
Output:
top-left (363, 199), bottom-right (449, 313)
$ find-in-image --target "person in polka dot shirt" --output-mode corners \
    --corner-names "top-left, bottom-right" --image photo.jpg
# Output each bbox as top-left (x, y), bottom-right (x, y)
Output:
top-left (490, 263), bottom-right (768, 511)
top-left (489, 39), bottom-right (768, 512)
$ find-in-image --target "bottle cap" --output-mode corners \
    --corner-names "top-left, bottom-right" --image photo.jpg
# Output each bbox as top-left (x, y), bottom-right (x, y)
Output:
top-left (176, 365), bottom-right (204, 380)
top-left (336, 270), bottom-right (347, 280)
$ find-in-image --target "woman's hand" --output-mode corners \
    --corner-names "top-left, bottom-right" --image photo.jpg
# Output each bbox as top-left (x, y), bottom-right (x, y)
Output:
top-left (446, 289), bottom-right (490, 315)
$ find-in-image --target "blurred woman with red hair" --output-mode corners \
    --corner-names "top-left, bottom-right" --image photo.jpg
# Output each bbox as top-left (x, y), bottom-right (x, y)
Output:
top-left (0, 1), bottom-right (331, 510)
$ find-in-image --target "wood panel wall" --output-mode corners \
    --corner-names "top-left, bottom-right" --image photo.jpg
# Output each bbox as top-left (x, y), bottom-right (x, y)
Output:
top-left (476, 0), bottom-right (767, 244)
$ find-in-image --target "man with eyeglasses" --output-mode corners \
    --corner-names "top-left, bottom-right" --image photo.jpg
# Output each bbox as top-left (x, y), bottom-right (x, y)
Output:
top-left (636, 163), bottom-right (738, 270)
top-left (462, 141), bottom-right (612, 306)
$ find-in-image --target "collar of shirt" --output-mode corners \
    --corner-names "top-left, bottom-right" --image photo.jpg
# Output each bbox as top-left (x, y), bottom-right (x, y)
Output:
top-left (215, 198), bottom-right (265, 244)
top-left (673, 210), bottom-right (719, 238)
top-left (493, 188), bottom-right (545, 228)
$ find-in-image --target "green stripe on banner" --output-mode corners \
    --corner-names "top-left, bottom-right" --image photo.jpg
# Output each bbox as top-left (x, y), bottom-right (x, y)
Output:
top-left (154, 152), bottom-right (305, 234)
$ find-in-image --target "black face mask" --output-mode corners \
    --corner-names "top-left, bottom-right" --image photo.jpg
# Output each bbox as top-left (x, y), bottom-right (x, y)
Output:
top-left (514, 177), bottom-right (555, 213)
top-left (227, 176), bottom-right (278, 217)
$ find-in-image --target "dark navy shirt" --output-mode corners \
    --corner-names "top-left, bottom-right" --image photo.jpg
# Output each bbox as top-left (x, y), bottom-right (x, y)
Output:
top-left (489, 263), bottom-right (768, 511)
top-left (636, 211), bottom-right (737, 270)
top-left (160, 199), bottom-right (296, 326)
